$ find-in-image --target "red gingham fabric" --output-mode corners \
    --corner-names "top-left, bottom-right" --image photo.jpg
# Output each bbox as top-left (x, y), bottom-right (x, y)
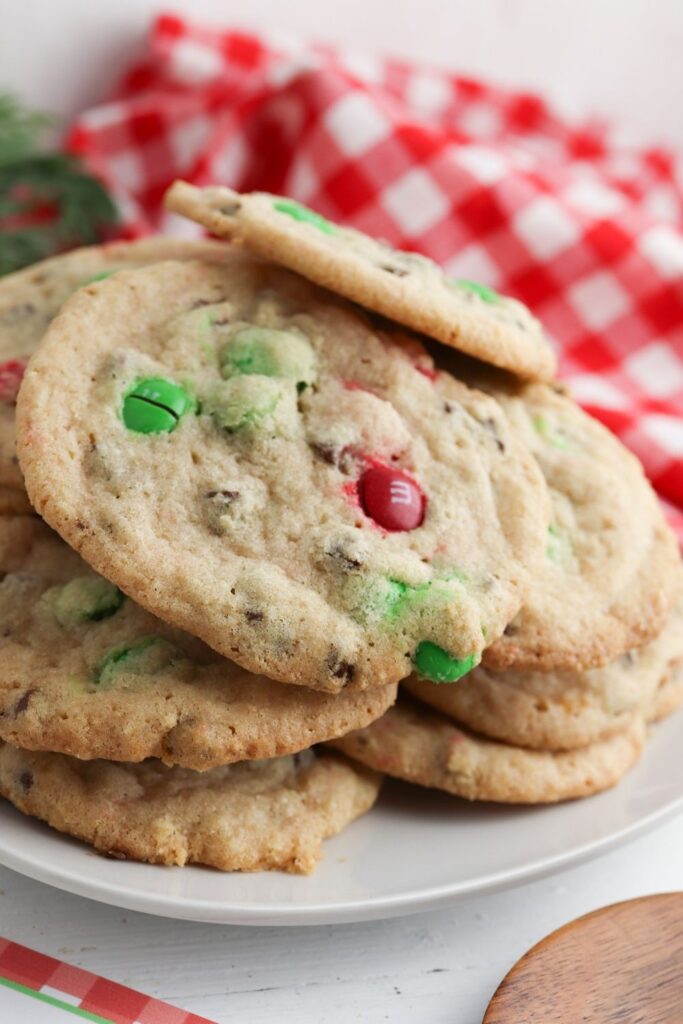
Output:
top-left (66, 12), bottom-right (683, 540)
top-left (0, 937), bottom-right (214, 1023)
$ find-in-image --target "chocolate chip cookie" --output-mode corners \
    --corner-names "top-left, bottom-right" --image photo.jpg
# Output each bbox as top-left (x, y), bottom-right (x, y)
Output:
top-left (0, 237), bottom-right (229, 492)
top-left (0, 517), bottom-right (396, 768)
top-left (18, 255), bottom-right (549, 691)
top-left (165, 182), bottom-right (556, 380)
top-left (0, 743), bottom-right (380, 873)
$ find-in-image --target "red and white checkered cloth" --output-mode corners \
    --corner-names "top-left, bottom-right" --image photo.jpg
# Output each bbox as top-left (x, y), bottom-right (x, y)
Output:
top-left (66, 12), bottom-right (683, 539)
top-left (0, 937), bottom-right (214, 1023)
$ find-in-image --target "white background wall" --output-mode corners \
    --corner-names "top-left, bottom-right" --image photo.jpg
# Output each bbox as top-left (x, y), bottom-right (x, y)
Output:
top-left (2, 0), bottom-right (683, 145)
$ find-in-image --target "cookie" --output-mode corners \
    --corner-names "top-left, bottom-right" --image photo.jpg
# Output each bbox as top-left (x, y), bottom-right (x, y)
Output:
top-left (0, 517), bottom-right (396, 768)
top-left (0, 743), bottom-right (380, 874)
top-left (0, 237), bottom-right (230, 492)
top-left (430, 354), bottom-right (680, 671)
top-left (485, 382), bottom-right (680, 670)
top-left (0, 484), bottom-right (33, 515)
top-left (164, 182), bottom-right (556, 381)
top-left (330, 696), bottom-right (645, 803)
top-left (406, 595), bottom-right (683, 750)
top-left (649, 660), bottom-right (683, 724)
top-left (17, 255), bottom-right (549, 692)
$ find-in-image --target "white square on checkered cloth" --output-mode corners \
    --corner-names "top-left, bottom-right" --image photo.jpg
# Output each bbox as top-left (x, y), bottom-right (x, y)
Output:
top-left (457, 145), bottom-right (507, 184)
top-left (564, 180), bottom-right (624, 217)
top-left (325, 92), bottom-right (391, 157)
top-left (171, 116), bottom-right (215, 170)
top-left (383, 168), bottom-right (450, 235)
top-left (625, 342), bottom-right (683, 399)
top-left (444, 244), bottom-right (501, 286)
top-left (405, 71), bottom-right (453, 115)
top-left (106, 151), bottom-right (145, 192)
top-left (209, 136), bottom-right (249, 188)
top-left (513, 195), bottom-right (581, 260)
top-left (565, 373), bottom-right (629, 410)
top-left (568, 272), bottom-right (632, 330)
top-left (172, 39), bottom-right (225, 83)
top-left (640, 225), bottom-right (683, 278)
top-left (641, 414), bottom-right (683, 456)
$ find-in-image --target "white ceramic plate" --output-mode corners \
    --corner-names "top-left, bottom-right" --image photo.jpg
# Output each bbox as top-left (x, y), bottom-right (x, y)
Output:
top-left (1, 714), bottom-right (681, 926)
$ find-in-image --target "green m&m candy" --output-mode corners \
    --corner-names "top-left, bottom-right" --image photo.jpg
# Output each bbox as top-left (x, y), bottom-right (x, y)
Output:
top-left (273, 199), bottom-right (335, 235)
top-left (532, 413), bottom-right (570, 450)
top-left (451, 278), bottom-right (500, 304)
top-left (95, 635), bottom-right (173, 686)
top-left (122, 377), bottom-right (194, 434)
top-left (381, 572), bottom-right (469, 622)
top-left (83, 270), bottom-right (114, 286)
top-left (382, 578), bottom-right (410, 619)
top-left (46, 576), bottom-right (124, 626)
top-left (546, 522), bottom-right (573, 565)
top-left (414, 641), bottom-right (479, 683)
top-left (219, 327), bottom-right (317, 388)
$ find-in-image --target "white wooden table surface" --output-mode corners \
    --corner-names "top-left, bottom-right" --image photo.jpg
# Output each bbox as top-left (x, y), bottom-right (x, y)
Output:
top-left (1, 816), bottom-right (682, 1022)
top-left (2, 2), bottom-right (683, 1021)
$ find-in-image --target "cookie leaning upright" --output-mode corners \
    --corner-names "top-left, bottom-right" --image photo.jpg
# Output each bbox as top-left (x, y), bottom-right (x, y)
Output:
top-left (165, 182), bottom-right (556, 381)
top-left (16, 254), bottom-right (549, 693)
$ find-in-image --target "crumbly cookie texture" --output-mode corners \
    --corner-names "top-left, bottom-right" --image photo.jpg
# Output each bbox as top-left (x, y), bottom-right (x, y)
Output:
top-left (329, 697), bottom-right (645, 803)
top-left (649, 661), bottom-right (683, 723)
top-left (165, 182), bottom-right (556, 382)
top-left (482, 381), bottom-right (680, 670)
top-left (0, 744), bottom-right (380, 874)
top-left (406, 595), bottom-right (683, 750)
top-left (17, 255), bottom-right (549, 692)
top-left (0, 238), bottom-right (230, 491)
top-left (0, 517), bottom-right (396, 768)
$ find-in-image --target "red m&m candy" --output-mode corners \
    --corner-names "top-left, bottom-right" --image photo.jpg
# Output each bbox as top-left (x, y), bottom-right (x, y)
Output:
top-left (0, 360), bottom-right (26, 403)
top-left (359, 465), bottom-right (425, 531)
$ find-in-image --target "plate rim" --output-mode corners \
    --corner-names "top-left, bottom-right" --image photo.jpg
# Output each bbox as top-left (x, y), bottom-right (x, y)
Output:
top-left (1, 792), bottom-right (681, 926)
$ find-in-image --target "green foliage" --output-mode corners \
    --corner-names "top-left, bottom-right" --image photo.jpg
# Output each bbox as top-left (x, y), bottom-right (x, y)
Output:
top-left (0, 93), bottom-right (118, 275)
top-left (0, 94), bottom-right (51, 165)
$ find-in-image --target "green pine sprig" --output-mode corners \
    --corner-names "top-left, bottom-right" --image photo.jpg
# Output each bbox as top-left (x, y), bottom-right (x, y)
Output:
top-left (0, 93), bottom-right (119, 275)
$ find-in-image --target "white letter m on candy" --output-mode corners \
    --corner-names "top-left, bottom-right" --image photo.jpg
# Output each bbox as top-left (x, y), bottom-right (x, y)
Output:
top-left (390, 480), bottom-right (413, 505)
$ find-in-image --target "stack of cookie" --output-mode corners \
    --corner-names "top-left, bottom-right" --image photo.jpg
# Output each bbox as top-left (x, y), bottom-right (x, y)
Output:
top-left (0, 241), bottom-right (394, 874)
top-left (0, 182), bottom-right (678, 874)
top-left (160, 183), bottom-right (683, 806)
top-left (332, 373), bottom-right (683, 803)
